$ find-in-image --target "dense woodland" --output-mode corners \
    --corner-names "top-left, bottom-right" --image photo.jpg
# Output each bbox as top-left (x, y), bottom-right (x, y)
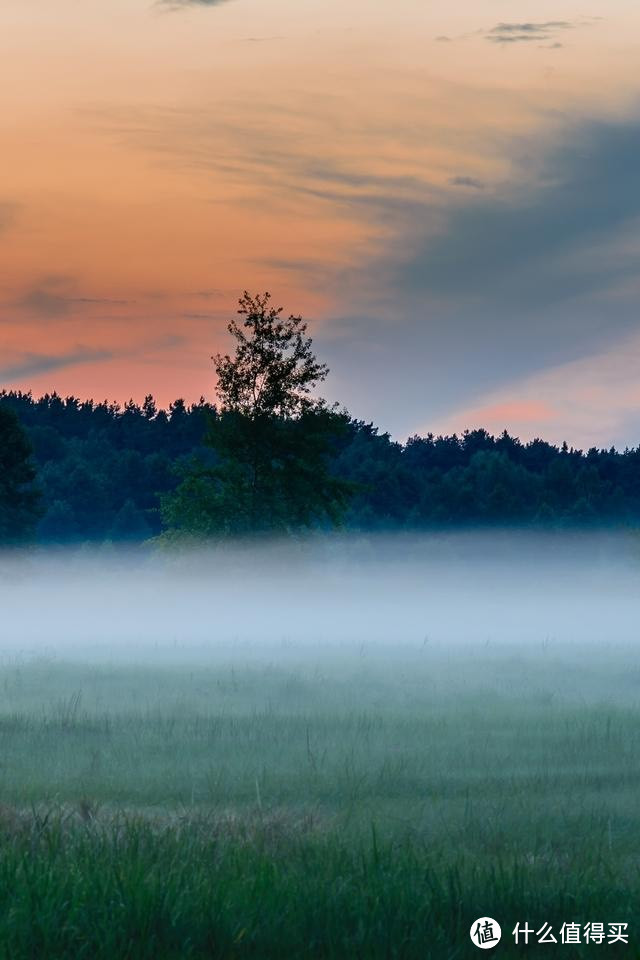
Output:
top-left (2, 388), bottom-right (640, 543)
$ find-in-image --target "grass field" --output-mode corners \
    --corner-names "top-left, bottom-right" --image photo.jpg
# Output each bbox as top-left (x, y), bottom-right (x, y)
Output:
top-left (0, 640), bottom-right (638, 957)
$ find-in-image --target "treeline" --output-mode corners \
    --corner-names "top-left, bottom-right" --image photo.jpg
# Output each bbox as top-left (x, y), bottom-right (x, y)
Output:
top-left (2, 388), bottom-right (640, 543)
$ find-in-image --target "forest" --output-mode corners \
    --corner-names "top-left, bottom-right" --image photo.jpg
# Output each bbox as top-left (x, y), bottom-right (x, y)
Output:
top-left (2, 292), bottom-right (640, 545)
top-left (2, 386), bottom-right (640, 544)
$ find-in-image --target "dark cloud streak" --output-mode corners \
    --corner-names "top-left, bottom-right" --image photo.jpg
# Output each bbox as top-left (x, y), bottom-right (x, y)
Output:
top-left (0, 336), bottom-right (188, 384)
top-left (15, 279), bottom-right (133, 318)
top-left (486, 20), bottom-right (577, 44)
top-left (397, 119), bottom-right (640, 306)
top-left (449, 176), bottom-right (485, 189)
top-left (157, 0), bottom-right (233, 8)
top-left (19, 284), bottom-right (72, 318)
top-left (312, 115), bottom-right (640, 430)
top-left (69, 297), bottom-right (133, 306)
top-left (0, 348), bottom-right (114, 381)
top-left (491, 21), bottom-right (573, 34)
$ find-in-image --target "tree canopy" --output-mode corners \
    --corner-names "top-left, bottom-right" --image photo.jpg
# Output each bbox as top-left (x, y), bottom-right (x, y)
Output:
top-left (3, 377), bottom-right (640, 543)
top-left (0, 405), bottom-right (42, 544)
top-left (213, 290), bottom-right (328, 418)
top-left (162, 292), bottom-right (353, 537)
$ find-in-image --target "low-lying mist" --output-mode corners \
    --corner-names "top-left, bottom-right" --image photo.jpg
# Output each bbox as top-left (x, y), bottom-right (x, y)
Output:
top-left (1, 532), bottom-right (638, 662)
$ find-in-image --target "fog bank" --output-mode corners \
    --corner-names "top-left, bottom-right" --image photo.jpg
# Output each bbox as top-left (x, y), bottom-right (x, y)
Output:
top-left (0, 532), bottom-right (638, 661)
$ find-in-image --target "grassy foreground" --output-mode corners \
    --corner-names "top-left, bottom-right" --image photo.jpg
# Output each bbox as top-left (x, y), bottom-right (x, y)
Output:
top-left (0, 644), bottom-right (638, 957)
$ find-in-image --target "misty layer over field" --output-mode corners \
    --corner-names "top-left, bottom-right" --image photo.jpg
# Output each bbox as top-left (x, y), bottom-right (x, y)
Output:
top-left (1, 533), bottom-right (638, 660)
top-left (1, 533), bottom-right (640, 960)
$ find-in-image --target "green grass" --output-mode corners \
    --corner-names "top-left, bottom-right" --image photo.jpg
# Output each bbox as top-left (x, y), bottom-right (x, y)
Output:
top-left (0, 644), bottom-right (638, 957)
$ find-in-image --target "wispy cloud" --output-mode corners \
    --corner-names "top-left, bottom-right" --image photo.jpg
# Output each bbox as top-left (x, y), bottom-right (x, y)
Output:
top-left (449, 176), bottom-right (485, 190)
top-left (0, 203), bottom-right (19, 234)
top-left (193, 289), bottom-right (224, 299)
top-left (157, 0), bottom-right (234, 9)
top-left (0, 336), bottom-right (187, 385)
top-left (18, 278), bottom-right (74, 318)
top-left (82, 91), bottom-right (640, 439)
top-left (438, 17), bottom-right (597, 48)
top-left (15, 278), bottom-right (133, 318)
top-left (240, 36), bottom-right (286, 43)
top-left (69, 297), bottom-right (133, 306)
top-left (0, 348), bottom-right (114, 381)
top-left (486, 21), bottom-right (576, 44)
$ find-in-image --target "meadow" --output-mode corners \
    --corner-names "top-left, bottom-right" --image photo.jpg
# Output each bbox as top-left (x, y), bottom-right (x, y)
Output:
top-left (0, 638), bottom-right (638, 958)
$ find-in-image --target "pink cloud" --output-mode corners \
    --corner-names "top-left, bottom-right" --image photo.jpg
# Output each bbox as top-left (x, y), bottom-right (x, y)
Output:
top-left (469, 400), bottom-right (557, 424)
top-left (421, 331), bottom-right (640, 448)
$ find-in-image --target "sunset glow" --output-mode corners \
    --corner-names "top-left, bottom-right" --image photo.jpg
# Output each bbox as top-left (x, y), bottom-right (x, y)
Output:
top-left (3, 0), bottom-right (640, 444)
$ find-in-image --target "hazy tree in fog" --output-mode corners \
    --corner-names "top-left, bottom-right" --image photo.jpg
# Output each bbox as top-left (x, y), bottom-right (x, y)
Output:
top-left (0, 406), bottom-right (42, 543)
top-left (162, 292), bottom-right (352, 536)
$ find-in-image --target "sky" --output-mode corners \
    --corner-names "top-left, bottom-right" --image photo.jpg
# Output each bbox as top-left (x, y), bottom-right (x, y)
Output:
top-left (2, 0), bottom-right (640, 448)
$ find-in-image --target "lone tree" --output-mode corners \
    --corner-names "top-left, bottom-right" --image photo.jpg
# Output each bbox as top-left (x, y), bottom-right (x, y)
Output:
top-left (162, 291), bottom-right (352, 536)
top-left (0, 405), bottom-right (42, 544)
top-left (214, 290), bottom-right (329, 419)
